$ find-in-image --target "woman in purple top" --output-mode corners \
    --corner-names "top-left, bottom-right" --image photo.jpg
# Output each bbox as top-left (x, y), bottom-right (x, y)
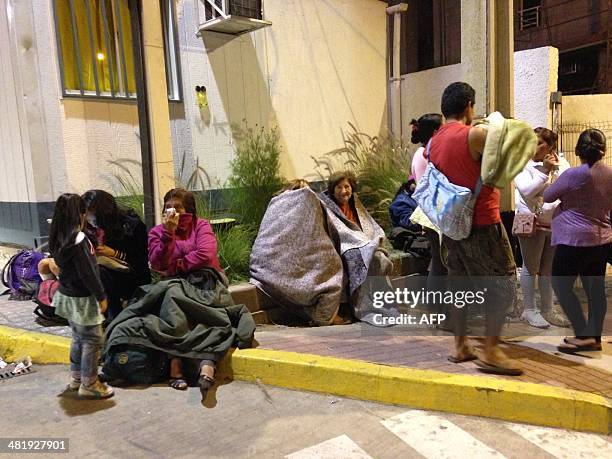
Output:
top-left (543, 129), bottom-right (612, 353)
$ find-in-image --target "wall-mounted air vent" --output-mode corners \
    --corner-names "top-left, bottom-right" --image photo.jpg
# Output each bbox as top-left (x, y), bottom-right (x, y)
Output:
top-left (197, 0), bottom-right (272, 36)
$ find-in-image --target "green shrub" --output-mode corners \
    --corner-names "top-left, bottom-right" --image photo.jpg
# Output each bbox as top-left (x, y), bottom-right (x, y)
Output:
top-left (227, 124), bottom-right (285, 230)
top-left (107, 159), bottom-right (145, 218)
top-left (313, 123), bottom-right (409, 230)
top-left (215, 224), bottom-right (256, 283)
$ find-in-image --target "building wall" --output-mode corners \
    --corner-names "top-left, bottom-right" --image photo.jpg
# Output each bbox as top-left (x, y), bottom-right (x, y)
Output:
top-left (562, 94), bottom-right (612, 124)
top-left (514, 0), bottom-right (608, 52)
top-left (560, 94), bottom-right (612, 167)
top-left (0, 0), bottom-right (143, 245)
top-left (171, 0), bottom-right (388, 184)
top-left (0, 0), bottom-right (58, 245)
top-left (514, 46), bottom-right (558, 130)
top-left (514, 0), bottom-right (610, 93)
top-left (399, 0), bottom-right (488, 146)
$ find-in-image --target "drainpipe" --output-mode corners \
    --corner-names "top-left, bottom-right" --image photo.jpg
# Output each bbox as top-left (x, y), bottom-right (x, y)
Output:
top-left (128, 0), bottom-right (155, 228)
top-left (128, 0), bottom-right (175, 227)
top-left (386, 3), bottom-right (408, 143)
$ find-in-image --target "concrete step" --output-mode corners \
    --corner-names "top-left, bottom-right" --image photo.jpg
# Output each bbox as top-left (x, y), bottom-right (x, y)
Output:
top-left (229, 251), bottom-right (429, 324)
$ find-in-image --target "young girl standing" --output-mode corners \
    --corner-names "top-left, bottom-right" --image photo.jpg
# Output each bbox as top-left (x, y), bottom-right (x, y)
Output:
top-left (50, 194), bottom-right (113, 399)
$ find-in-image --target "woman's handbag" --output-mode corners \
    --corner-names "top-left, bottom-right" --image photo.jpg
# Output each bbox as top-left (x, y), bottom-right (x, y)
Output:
top-left (412, 141), bottom-right (482, 241)
top-left (512, 212), bottom-right (537, 237)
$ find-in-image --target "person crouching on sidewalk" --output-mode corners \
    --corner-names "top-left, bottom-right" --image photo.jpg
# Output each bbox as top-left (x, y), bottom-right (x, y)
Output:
top-left (49, 194), bottom-right (113, 399)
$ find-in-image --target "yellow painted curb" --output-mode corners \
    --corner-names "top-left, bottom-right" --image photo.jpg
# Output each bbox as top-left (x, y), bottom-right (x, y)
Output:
top-left (0, 325), bottom-right (70, 364)
top-left (1, 325), bottom-right (609, 434)
top-left (221, 348), bottom-right (612, 435)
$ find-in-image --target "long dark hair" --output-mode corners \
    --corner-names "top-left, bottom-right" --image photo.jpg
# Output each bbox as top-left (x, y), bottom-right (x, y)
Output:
top-left (49, 193), bottom-right (86, 258)
top-left (82, 190), bottom-right (127, 241)
top-left (410, 114), bottom-right (442, 145)
top-left (575, 128), bottom-right (606, 166)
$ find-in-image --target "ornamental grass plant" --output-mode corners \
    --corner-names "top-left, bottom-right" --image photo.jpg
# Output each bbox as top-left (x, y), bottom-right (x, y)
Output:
top-left (313, 123), bottom-right (409, 230)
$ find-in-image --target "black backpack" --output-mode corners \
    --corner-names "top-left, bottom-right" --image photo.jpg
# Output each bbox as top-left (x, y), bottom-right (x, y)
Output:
top-left (102, 345), bottom-right (169, 385)
top-left (389, 227), bottom-right (431, 257)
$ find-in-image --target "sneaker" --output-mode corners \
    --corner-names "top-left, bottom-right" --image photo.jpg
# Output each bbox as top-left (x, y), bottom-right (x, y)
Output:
top-left (66, 378), bottom-right (81, 391)
top-left (78, 380), bottom-right (114, 399)
top-left (521, 310), bottom-right (550, 329)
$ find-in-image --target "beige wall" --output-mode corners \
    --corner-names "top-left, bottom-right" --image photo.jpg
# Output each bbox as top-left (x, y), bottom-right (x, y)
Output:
top-left (2, 0), bottom-right (387, 206)
top-left (0, 0), bottom-right (144, 201)
top-left (562, 95), bottom-right (612, 124)
top-left (59, 100), bottom-right (143, 195)
top-left (399, 1), bottom-right (488, 148)
top-left (173, 0), bottom-right (388, 184)
top-left (561, 94), bottom-right (612, 167)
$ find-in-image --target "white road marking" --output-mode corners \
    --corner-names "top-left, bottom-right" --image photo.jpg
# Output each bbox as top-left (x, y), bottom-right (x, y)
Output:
top-left (381, 410), bottom-right (507, 459)
top-left (285, 434), bottom-right (373, 459)
top-left (506, 423), bottom-right (612, 459)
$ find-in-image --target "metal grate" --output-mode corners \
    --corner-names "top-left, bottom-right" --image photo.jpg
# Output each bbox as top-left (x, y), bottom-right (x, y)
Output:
top-left (518, 6), bottom-right (540, 31)
top-left (558, 121), bottom-right (612, 167)
top-left (52, 0), bottom-right (136, 99)
top-left (202, 0), bottom-right (262, 22)
top-left (53, 0), bottom-right (181, 101)
top-left (229, 0), bottom-right (262, 19)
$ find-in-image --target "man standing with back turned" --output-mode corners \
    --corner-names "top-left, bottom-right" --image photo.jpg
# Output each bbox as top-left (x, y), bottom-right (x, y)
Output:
top-left (428, 82), bottom-right (522, 376)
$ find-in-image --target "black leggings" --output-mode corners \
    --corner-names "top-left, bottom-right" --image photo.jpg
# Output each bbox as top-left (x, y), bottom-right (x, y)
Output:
top-left (551, 244), bottom-right (610, 342)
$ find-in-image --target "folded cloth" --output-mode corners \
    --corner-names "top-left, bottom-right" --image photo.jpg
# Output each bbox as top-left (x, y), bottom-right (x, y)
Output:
top-left (475, 112), bottom-right (537, 188)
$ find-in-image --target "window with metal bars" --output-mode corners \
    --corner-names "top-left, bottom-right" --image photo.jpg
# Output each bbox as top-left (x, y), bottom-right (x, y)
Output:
top-left (389, 0), bottom-right (461, 75)
top-left (52, 0), bottom-right (182, 101)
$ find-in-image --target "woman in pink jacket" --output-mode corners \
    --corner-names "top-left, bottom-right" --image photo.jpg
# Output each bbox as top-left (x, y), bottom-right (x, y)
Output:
top-left (148, 188), bottom-right (222, 393)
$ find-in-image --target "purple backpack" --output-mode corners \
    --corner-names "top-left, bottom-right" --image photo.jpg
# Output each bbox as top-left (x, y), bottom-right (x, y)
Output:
top-left (1, 250), bottom-right (44, 300)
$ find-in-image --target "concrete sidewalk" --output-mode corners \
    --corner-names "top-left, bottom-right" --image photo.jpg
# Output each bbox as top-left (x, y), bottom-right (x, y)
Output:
top-left (0, 294), bottom-right (610, 434)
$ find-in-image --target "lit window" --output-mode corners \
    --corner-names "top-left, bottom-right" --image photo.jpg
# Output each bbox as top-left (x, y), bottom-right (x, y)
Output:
top-left (53, 0), bottom-right (181, 101)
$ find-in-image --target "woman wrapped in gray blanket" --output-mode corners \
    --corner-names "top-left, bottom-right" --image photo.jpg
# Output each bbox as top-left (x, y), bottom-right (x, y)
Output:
top-left (250, 172), bottom-right (399, 326)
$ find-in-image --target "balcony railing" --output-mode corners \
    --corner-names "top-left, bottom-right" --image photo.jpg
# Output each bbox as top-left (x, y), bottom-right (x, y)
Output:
top-left (518, 6), bottom-right (541, 31)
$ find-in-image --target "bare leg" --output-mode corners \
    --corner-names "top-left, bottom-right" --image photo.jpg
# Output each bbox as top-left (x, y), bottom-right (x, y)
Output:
top-left (169, 358), bottom-right (187, 390)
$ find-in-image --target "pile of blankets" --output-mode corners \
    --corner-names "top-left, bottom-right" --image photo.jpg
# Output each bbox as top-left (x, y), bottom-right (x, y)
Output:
top-left (103, 270), bottom-right (256, 365)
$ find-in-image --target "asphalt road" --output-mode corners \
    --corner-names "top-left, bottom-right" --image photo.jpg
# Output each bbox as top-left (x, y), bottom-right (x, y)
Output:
top-left (0, 365), bottom-right (609, 459)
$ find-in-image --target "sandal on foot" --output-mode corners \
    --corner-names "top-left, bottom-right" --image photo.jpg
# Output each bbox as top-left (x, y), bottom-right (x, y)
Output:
top-left (475, 359), bottom-right (523, 376)
top-left (448, 353), bottom-right (478, 363)
top-left (169, 379), bottom-right (188, 390)
top-left (198, 374), bottom-right (214, 399)
top-left (448, 345), bottom-right (478, 363)
top-left (198, 362), bottom-right (216, 399)
top-left (557, 343), bottom-right (601, 354)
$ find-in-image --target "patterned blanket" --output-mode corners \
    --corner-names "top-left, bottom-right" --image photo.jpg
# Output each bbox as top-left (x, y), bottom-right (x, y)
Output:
top-left (250, 188), bottom-right (397, 325)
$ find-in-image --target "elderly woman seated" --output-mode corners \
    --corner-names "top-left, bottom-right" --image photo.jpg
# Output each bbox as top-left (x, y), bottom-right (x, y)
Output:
top-left (250, 172), bottom-right (397, 326)
top-left (102, 188), bottom-right (255, 398)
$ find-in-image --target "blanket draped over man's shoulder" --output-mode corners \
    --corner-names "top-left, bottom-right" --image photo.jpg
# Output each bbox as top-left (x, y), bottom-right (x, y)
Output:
top-left (250, 187), bottom-right (397, 326)
top-left (103, 270), bottom-right (256, 362)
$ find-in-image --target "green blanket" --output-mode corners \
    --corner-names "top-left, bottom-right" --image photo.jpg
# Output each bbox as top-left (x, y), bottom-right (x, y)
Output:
top-left (103, 272), bottom-right (255, 361)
